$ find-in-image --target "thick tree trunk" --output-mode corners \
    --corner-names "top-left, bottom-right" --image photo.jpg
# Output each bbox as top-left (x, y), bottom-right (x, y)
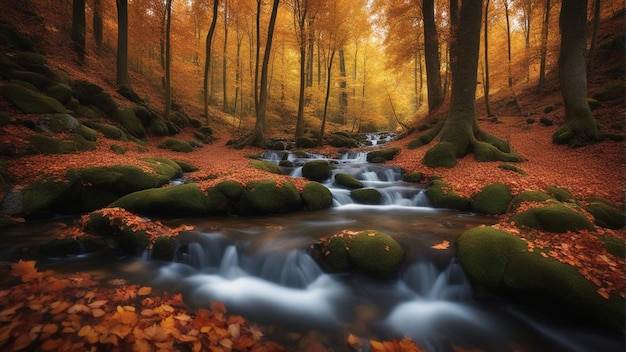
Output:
top-left (72, 0), bottom-right (86, 64)
top-left (295, 3), bottom-right (307, 140)
top-left (116, 0), bottom-right (130, 88)
top-left (422, 0), bottom-right (444, 113)
top-left (319, 49), bottom-right (335, 147)
top-left (554, 0), bottom-right (599, 145)
top-left (164, 0), bottom-right (172, 120)
top-left (504, 0), bottom-right (513, 87)
top-left (538, 0), bottom-right (551, 91)
top-left (203, 0), bottom-right (219, 121)
top-left (223, 0), bottom-right (229, 113)
top-left (93, 0), bottom-right (103, 54)
top-left (483, 0), bottom-right (492, 116)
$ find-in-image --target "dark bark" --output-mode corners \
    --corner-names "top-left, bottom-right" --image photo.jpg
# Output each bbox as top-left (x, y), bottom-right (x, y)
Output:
top-left (538, 0), bottom-right (551, 91)
top-left (422, 0), bottom-right (444, 112)
top-left (294, 0), bottom-right (308, 140)
top-left (504, 0), bottom-right (513, 87)
top-left (93, 0), bottom-right (103, 54)
top-left (483, 0), bottom-right (492, 116)
top-left (116, 0), bottom-right (130, 88)
top-left (319, 49), bottom-right (336, 147)
top-left (72, 0), bottom-right (86, 64)
top-left (338, 47), bottom-right (348, 123)
top-left (164, 0), bottom-right (172, 120)
top-left (223, 0), bottom-right (229, 112)
top-left (587, 0), bottom-right (601, 72)
top-left (554, 0), bottom-right (599, 145)
top-left (203, 0), bottom-right (219, 121)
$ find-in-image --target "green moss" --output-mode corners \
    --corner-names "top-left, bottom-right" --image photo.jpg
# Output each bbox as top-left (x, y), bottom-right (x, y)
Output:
top-left (334, 173), bottom-right (363, 189)
top-left (0, 22), bottom-right (38, 52)
top-left (456, 226), bottom-right (528, 290)
top-left (599, 235), bottom-right (625, 258)
top-left (539, 117), bottom-right (553, 126)
top-left (78, 165), bottom-right (167, 205)
top-left (347, 231), bottom-right (405, 278)
top-left (593, 83), bottom-right (624, 102)
top-left (403, 172), bottom-right (423, 183)
top-left (545, 186), bottom-right (575, 202)
top-left (408, 121), bottom-right (444, 149)
top-left (149, 118), bottom-right (169, 136)
top-left (473, 141), bottom-right (523, 163)
top-left (28, 134), bottom-right (96, 154)
top-left (142, 158), bottom-right (183, 180)
top-left (321, 236), bottom-right (351, 272)
top-left (205, 180), bottom-right (244, 214)
top-left (214, 180), bottom-right (244, 200)
top-left (39, 237), bottom-right (82, 257)
top-left (302, 160), bottom-right (331, 182)
top-left (498, 163), bottom-right (527, 175)
top-left (295, 136), bottom-right (317, 148)
top-left (328, 134), bottom-right (358, 148)
top-left (510, 204), bottom-right (595, 233)
top-left (77, 125), bottom-right (98, 141)
top-left (173, 159), bottom-right (198, 172)
top-left (112, 107), bottom-right (147, 139)
top-left (73, 81), bottom-right (117, 114)
top-left (471, 183), bottom-right (512, 215)
top-left (243, 180), bottom-right (302, 215)
top-left (585, 202), bottom-right (624, 229)
top-left (158, 138), bottom-right (193, 153)
top-left (350, 188), bottom-right (382, 205)
top-left (509, 190), bottom-right (552, 211)
top-left (0, 83), bottom-right (66, 113)
top-left (46, 83), bottom-right (72, 105)
top-left (425, 179), bottom-right (470, 210)
top-left (152, 236), bottom-right (176, 261)
top-left (366, 147), bottom-right (400, 163)
top-left (249, 160), bottom-right (284, 175)
top-left (110, 183), bottom-right (209, 216)
top-left (21, 176), bottom-right (75, 219)
top-left (422, 142), bottom-right (457, 168)
top-left (109, 144), bottom-right (126, 154)
top-left (301, 181), bottom-right (333, 210)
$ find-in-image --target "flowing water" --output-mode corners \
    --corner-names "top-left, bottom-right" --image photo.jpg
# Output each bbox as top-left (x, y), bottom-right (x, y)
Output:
top-left (0, 147), bottom-right (622, 351)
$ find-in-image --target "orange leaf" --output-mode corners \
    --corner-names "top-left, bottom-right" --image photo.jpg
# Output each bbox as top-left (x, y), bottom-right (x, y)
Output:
top-left (138, 287), bottom-right (152, 296)
top-left (432, 240), bottom-right (450, 250)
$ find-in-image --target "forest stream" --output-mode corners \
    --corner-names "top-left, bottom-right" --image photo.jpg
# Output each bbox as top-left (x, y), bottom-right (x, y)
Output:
top-left (0, 145), bottom-right (622, 351)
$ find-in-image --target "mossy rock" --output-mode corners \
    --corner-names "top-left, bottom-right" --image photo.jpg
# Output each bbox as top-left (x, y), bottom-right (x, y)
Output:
top-left (0, 112), bottom-right (10, 126)
top-left (425, 179), bottom-right (470, 210)
top-left (7, 71), bottom-right (55, 90)
top-left (39, 236), bottom-right (107, 257)
top-left (592, 83), bottom-right (624, 102)
top-left (539, 117), bottom-right (553, 126)
top-left (545, 186), bottom-right (575, 202)
top-left (205, 180), bottom-right (244, 214)
top-left (110, 183), bottom-right (209, 216)
top-left (473, 141), bottom-right (523, 163)
top-left (295, 136), bottom-right (317, 148)
top-left (28, 134), bottom-right (96, 154)
top-left (301, 181), bottom-right (333, 210)
top-left (42, 113), bottom-right (80, 133)
top-left (498, 163), bottom-right (527, 175)
top-left (457, 226), bottom-right (624, 331)
top-left (584, 201), bottom-right (624, 229)
top-left (315, 230), bottom-right (405, 279)
top-left (85, 210), bottom-right (150, 255)
top-left (142, 157), bottom-right (183, 180)
top-left (599, 235), bottom-right (625, 258)
top-left (471, 183), bottom-right (512, 215)
top-left (249, 160), bottom-right (284, 175)
top-left (20, 175), bottom-right (77, 219)
top-left (422, 142), bottom-right (457, 168)
top-left (0, 83), bottom-right (66, 113)
top-left (350, 188), bottom-right (382, 205)
top-left (149, 118), bottom-right (169, 136)
top-left (133, 105), bottom-right (154, 124)
top-left (328, 134), bottom-right (358, 148)
top-left (302, 160), bottom-right (331, 182)
top-left (152, 236), bottom-right (176, 261)
top-left (158, 138), bottom-right (193, 153)
top-left (77, 125), bottom-right (98, 142)
top-left (73, 80), bottom-right (117, 114)
top-left (78, 165), bottom-right (168, 205)
top-left (46, 83), bottom-right (73, 105)
top-left (509, 190), bottom-right (552, 211)
top-left (0, 23), bottom-right (38, 52)
top-left (403, 172), bottom-right (423, 183)
top-left (510, 204), bottom-right (595, 233)
top-left (173, 159), bottom-right (198, 172)
top-left (242, 180), bottom-right (302, 215)
top-left (334, 173), bottom-right (363, 189)
top-left (110, 144), bottom-right (126, 154)
top-left (112, 107), bottom-right (147, 139)
top-left (367, 147), bottom-right (400, 163)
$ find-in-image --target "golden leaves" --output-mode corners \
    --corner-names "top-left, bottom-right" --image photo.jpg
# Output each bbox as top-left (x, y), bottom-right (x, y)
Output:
top-left (431, 240), bottom-right (450, 250)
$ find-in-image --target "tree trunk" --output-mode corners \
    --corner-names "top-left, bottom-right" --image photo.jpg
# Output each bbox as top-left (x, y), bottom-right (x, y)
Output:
top-left (254, 0), bottom-right (261, 113)
top-left (423, 0), bottom-right (521, 167)
top-left (483, 0), bottom-right (492, 116)
top-left (319, 49), bottom-right (336, 147)
top-left (164, 0), bottom-right (173, 121)
top-left (72, 0), bottom-right (86, 64)
top-left (504, 0), bottom-right (513, 87)
top-left (422, 0), bottom-right (444, 113)
top-left (294, 0), bottom-right (307, 140)
top-left (239, 0), bottom-right (280, 148)
top-left (93, 0), bottom-right (103, 54)
top-left (553, 0), bottom-right (599, 145)
top-left (223, 0), bottom-right (229, 113)
top-left (587, 0), bottom-right (601, 72)
top-left (116, 0), bottom-right (130, 88)
top-left (338, 47), bottom-right (348, 124)
top-left (203, 0), bottom-right (219, 122)
top-left (538, 0), bottom-right (551, 91)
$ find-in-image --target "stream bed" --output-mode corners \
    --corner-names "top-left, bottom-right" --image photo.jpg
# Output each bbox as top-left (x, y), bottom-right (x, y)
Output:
top-left (0, 147), bottom-right (622, 351)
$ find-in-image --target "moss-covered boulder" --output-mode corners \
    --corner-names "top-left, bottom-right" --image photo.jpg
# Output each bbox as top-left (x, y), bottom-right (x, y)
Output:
top-left (545, 186), bottom-right (575, 202)
top-left (334, 173), bottom-right (363, 189)
top-left (295, 136), bottom-right (317, 148)
top-left (599, 235), bottom-right (625, 258)
top-left (302, 160), bottom-right (331, 182)
top-left (498, 163), bottom-right (527, 175)
top-left (39, 236), bottom-right (107, 257)
top-left (510, 204), bottom-right (595, 233)
top-left (350, 188), bottom-right (382, 205)
top-left (471, 183), bottom-right (512, 215)
top-left (28, 134), bottom-right (96, 154)
top-left (585, 200), bottom-right (624, 229)
top-left (83, 122), bottom-right (127, 140)
top-left (509, 190), bottom-right (552, 211)
top-left (313, 230), bottom-right (404, 279)
top-left (142, 158), bottom-right (184, 180)
top-left (112, 107), bottom-right (147, 139)
top-left (422, 142), bottom-right (457, 168)
top-left (473, 141), bottom-right (523, 163)
top-left (367, 147), bottom-right (400, 163)
top-left (328, 134), bottom-right (358, 148)
top-left (151, 236), bottom-right (176, 261)
top-left (301, 181), bottom-right (333, 210)
top-left (40, 113), bottom-right (80, 133)
top-left (0, 83), bottom-right (66, 113)
top-left (158, 138), bottom-right (193, 153)
top-left (593, 83), bottom-right (624, 102)
top-left (249, 160), bottom-right (284, 175)
top-left (173, 159), bottom-right (198, 172)
top-left (457, 226), bottom-right (624, 331)
top-left (149, 118), bottom-right (169, 136)
top-left (205, 180), bottom-right (244, 214)
top-left (241, 180), bottom-right (302, 215)
top-left (110, 183), bottom-right (209, 216)
top-left (425, 179), bottom-right (470, 210)
top-left (403, 172), bottom-right (423, 183)
top-left (84, 209), bottom-right (151, 255)
top-left (15, 173), bottom-right (80, 219)
top-left (0, 22), bottom-right (38, 52)
top-left (46, 83), bottom-right (73, 105)
top-left (73, 80), bottom-right (117, 114)
top-left (77, 124), bottom-right (99, 141)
